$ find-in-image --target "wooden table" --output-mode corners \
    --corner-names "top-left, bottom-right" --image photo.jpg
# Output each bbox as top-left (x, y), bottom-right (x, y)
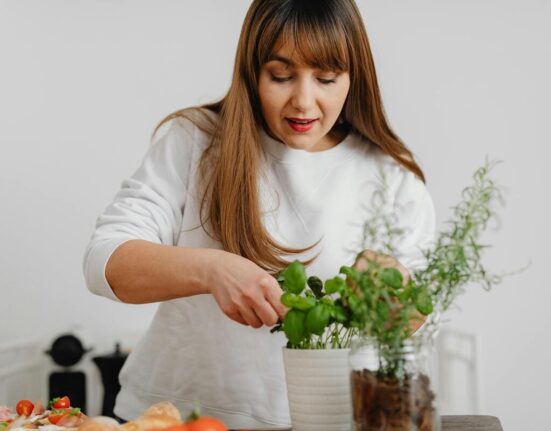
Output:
top-left (442, 415), bottom-right (503, 430)
top-left (237, 415), bottom-right (504, 431)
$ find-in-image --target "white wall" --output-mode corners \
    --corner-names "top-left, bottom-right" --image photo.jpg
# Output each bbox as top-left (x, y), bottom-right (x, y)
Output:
top-left (0, 1), bottom-right (549, 429)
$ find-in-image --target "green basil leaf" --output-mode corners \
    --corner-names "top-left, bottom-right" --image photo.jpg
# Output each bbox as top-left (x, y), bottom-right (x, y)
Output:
top-left (330, 304), bottom-right (347, 323)
top-left (305, 304), bottom-right (331, 336)
top-left (281, 292), bottom-right (316, 310)
top-left (325, 276), bottom-right (346, 294)
top-left (283, 309), bottom-right (307, 345)
top-left (307, 276), bottom-right (324, 298)
top-left (348, 294), bottom-right (361, 310)
top-left (339, 265), bottom-right (357, 279)
top-left (320, 296), bottom-right (334, 306)
top-left (281, 261), bottom-right (307, 294)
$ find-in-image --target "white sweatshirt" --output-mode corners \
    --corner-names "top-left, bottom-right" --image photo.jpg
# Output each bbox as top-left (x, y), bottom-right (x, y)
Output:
top-left (83, 115), bottom-right (435, 429)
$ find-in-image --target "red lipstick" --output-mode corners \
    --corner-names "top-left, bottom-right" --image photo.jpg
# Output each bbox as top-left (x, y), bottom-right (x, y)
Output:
top-left (285, 117), bottom-right (318, 132)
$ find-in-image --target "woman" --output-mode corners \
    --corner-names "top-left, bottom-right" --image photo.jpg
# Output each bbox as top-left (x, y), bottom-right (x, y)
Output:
top-left (83, 0), bottom-right (435, 428)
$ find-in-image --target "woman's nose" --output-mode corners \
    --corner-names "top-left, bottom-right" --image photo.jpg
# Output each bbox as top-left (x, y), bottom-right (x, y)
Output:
top-left (290, 79), bottom-right (315, 112)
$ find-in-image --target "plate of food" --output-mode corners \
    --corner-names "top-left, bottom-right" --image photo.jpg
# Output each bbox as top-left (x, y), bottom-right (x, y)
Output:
top-left (0, 398), bottom-right (228, 431)
top-left (0, 396), bottom-right (86, 430)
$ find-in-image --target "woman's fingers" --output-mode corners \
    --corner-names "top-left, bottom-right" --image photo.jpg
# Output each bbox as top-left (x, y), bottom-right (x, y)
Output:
top-left (243, 279), bottom-right (281, 326)
top-left (226, 311), bottom-right (248, 326)
top-left (249, 296), bottom-right (280, 327)
top-left (239, 306), bottom-right (264, 328)
top-left (261, 276), bottom-right (288, 320)
top-left (229, 303), bottom-right (278, 328)
top-left (228, 284), bottom-right (283, 328)
top-left (208, 253), bottom-right (288, 328)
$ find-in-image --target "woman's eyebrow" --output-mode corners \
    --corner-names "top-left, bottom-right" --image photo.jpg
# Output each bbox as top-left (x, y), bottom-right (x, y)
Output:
top-left (266, 54), bottom-right (295, 67)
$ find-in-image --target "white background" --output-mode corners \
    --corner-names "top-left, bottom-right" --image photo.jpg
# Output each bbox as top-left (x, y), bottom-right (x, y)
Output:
top-left (0, 1), bottom-right (549, 429)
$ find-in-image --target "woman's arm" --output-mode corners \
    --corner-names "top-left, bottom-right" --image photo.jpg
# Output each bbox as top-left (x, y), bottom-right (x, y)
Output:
top-left (84, 118), bottom-right (286, 326)
top-left (105, 239), bottom-right (214, 303)
top-left (105, 239), bottom-right (288, 327)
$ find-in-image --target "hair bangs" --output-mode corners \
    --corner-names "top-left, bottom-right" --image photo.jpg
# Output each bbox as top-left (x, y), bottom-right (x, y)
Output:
top-left (257, 3), bottom-right (350, 73)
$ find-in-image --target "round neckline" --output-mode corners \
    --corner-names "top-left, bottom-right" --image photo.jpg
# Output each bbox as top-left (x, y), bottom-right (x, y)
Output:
top-left (260, 127), bottom-right (361, 165)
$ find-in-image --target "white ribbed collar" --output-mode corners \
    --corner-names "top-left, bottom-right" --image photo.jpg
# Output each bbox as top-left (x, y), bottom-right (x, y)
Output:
top-left (259, 127), bottom-right (362, 165)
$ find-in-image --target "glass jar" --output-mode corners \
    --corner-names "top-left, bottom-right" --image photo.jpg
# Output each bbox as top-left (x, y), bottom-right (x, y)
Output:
top-left (348, 335), bottom-right (440, 431)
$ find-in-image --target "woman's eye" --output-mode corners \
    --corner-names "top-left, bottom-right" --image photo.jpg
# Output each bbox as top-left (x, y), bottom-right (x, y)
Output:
top-left (271, 75), bottom-right (291, 83)
top-left (269, 75), bottom-right (337, 84)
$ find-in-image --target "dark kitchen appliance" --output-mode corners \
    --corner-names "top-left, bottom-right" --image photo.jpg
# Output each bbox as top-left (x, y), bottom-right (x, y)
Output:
top-left (92, 343), bottom-right (128, 417)
top-left (45, 333), bottom-right (92, 412)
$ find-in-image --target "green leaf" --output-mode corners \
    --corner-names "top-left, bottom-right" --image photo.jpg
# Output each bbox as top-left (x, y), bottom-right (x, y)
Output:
top-left (325, 276), bottom-right (346, 294)
top-left (339, 265), bottom-right (359, 282)
top-left (186, 406), bottom-right (202, 422)
top-left (358, 273), bottom-right (376, 293)
top-left (305, 304), bottom-right (331, 336)
top-left (348, 294), bottom-right (360, 310)
top-left (320, 296), bottom-right (334, 306)
top-left (380, 267), bottom-right (403, 289)
top-left (307, 276), bottom-right (324, 298)
top-left (281, 261), bottom-right (307, 294)
top-left (398, 286), bottom-right (413, 303)
top-left (348, 294), bottom-right (365, 319)
top-left (280, 292), bottom-right (316, 310)
top-left (376, 301), bottom-right (390, 322)
top-left (415, 288), bottom-right (433, 315)
top-left (330, 304), bottom-right (347, 323)
top-left (283, 309), bottom-right (307, 345)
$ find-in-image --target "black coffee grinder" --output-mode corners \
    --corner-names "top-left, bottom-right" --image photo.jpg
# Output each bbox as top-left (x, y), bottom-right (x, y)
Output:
top-left (45, 333), bottom-right (91, 412)
top-left (92, 343), bottom-right (128, 417)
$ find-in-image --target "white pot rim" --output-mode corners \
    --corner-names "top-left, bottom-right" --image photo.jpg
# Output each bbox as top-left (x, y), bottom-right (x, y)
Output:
top-left (282, 346), bottom-right (351, 359)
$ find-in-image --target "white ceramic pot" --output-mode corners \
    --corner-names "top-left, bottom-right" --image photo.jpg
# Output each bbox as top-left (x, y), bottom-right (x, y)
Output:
top-left (282, 347), bottom-right (352, 431)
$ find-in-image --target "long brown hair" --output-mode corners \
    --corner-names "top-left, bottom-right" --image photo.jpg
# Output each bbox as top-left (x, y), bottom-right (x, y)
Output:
top-left (153, 0), bottom-right (425, 273)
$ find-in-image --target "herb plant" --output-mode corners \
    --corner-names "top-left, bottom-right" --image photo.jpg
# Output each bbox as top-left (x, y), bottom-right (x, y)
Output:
top-left (270, 262), bottom-right (358, 349)
top-left (273, 159), bottom-right (507, 360)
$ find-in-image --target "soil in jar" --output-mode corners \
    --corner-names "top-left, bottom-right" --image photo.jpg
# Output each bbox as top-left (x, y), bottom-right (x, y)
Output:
top-left (351, 368), bottom-right (436, 431)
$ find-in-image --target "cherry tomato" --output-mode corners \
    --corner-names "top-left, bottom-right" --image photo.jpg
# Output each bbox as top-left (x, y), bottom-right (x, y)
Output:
top-left (51, 396), bottom-right (71, 409)
top-left (155, 426), bottom-right (189, 431)
top-left (15, 400), bottom-right (34, 417)
top-left (186, 417), bottom-right (228, 431)
top-left (48, 411), bottom-right (69, 424)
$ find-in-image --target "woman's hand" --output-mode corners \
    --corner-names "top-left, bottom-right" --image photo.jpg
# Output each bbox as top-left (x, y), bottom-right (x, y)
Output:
top-left (354, 249), bottom-right (410, 283)
top-left (353, 250), bottom-right (425, 334)
top-left (204, 250), bottom-right (288, 328)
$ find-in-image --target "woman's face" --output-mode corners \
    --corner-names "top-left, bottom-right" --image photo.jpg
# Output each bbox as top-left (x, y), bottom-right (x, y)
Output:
top-left (258, 43), bottom-right (350, 152)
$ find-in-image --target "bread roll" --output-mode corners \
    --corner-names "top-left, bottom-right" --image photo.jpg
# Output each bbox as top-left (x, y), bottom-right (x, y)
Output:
top-left (142, 402), bottom-right (181, 421)
top-left (120, 414), bottom-right (181, 431)
top-left (78, 416), bottom-right (121, 431)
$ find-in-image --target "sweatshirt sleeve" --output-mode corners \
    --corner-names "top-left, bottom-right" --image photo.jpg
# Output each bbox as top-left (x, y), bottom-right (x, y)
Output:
top-left (82, 118), bottom-right (195, 301)
top-left (390, 168), bottom-right (436, 276)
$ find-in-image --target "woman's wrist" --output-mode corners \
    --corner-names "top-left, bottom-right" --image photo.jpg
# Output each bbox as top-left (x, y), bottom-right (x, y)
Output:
top-left (189, 248), bottom-right (226, 296)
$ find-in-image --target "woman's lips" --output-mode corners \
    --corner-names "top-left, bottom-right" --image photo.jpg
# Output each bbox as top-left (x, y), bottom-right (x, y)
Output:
top-left (285, 118), bottom-right (317, 132)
